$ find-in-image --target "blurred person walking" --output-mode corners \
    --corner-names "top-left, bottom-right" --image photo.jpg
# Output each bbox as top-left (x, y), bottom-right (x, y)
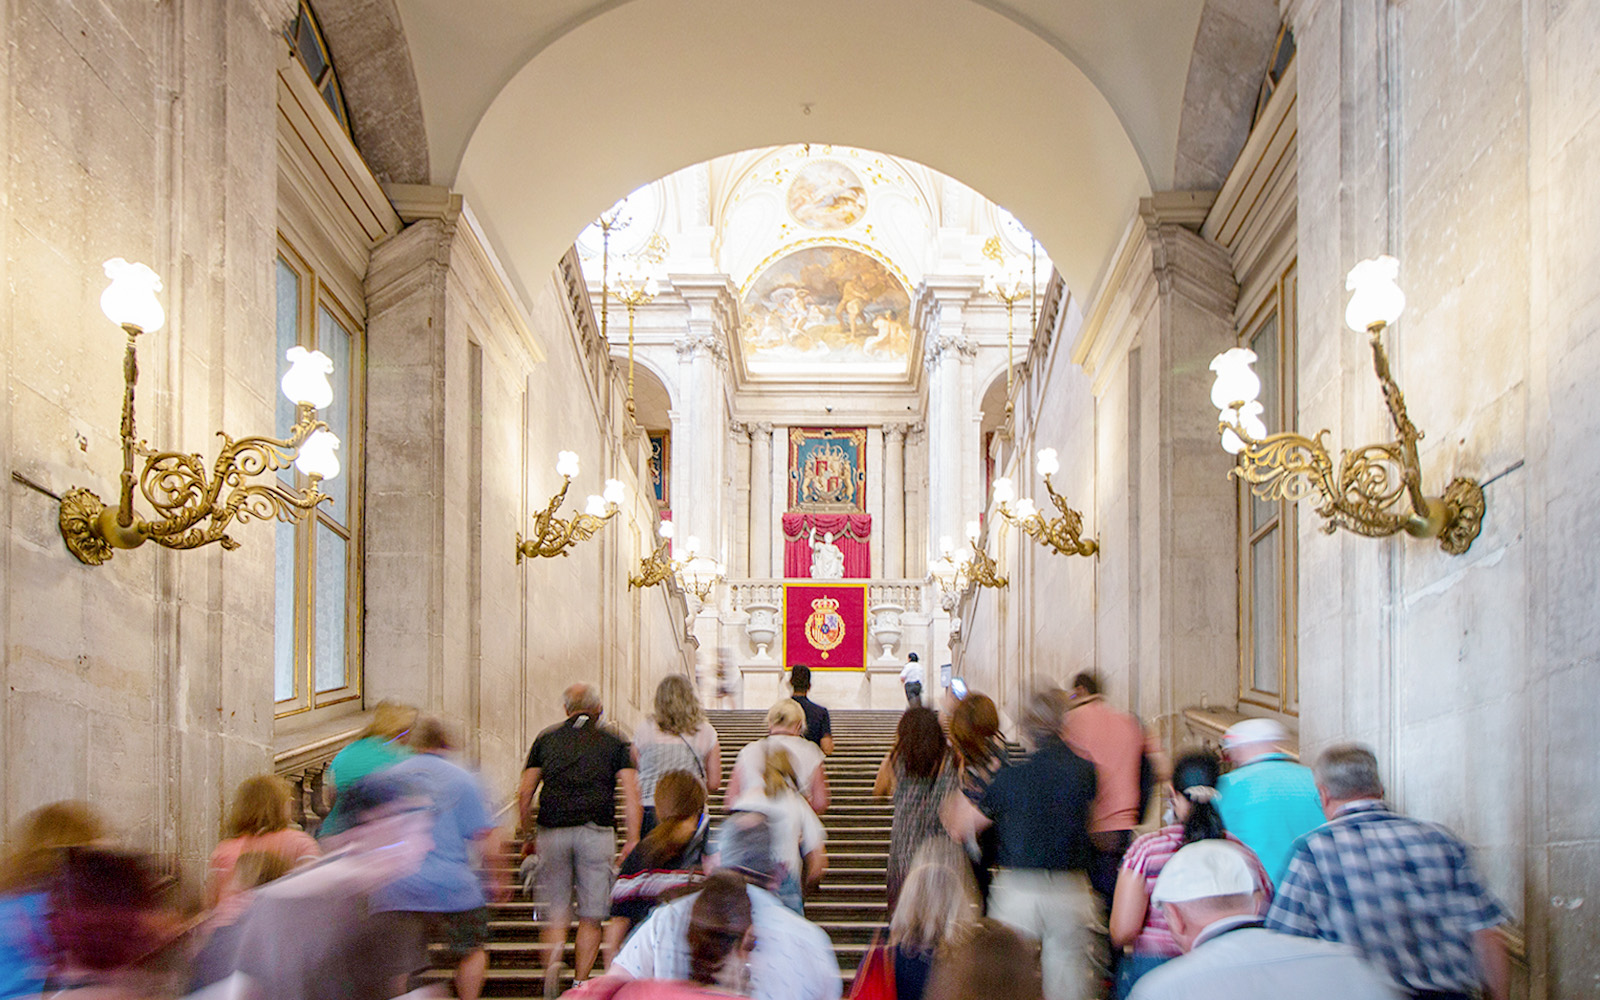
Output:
top-left (849, 840), bottom-right (979, 1000)
top-left (520, 684), bottom-right (642, 997)
top-left (1108, 749), bottom-right (1271, 997)
top-left (1214, 718), bottom-right (1325, 886)
top-left (607, 771), bottom-right (710, 951)
top-left (1127, 840), bottom-right (1400, 1000)
top-left (1063, 673), bottom-right (1152, 912)
top-left (633, 676), bottom-right (721, 837)
top-left (605, 812), bottom-right (843, 1000)
top-left (727, 735), bottom-right (828, 913)
top-left (207, 775), bottom-right (320, 905)
top-left (947, 693), bottom-right (1009, 910)
top-left (941, 688), bottom-right (1097, 1000)
top-left (1265, 744), bottom-right (1510, 1000)
top-left (319, 700), bottom-right (416, 838)
top-left (873, 708), bottom-right (958, 913)
top-left (726, 700), bottom-right (830, 815)
top-left (899, 654), bottom-right (925, 707)
top-left (371, 716), bottom-right (502, 1000)
top-left (0, 801), bottom-right (108, 999)
top-left (788, 665), bottom-right (834, 756)
top-left (922, 919), bottom-right (1043, 1000)
top-left (36, 847), bottom-right (184, 1000)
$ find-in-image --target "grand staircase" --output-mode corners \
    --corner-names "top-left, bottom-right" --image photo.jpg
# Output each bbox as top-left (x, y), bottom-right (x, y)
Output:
top-left (451, 708), bottom-right (904, 998)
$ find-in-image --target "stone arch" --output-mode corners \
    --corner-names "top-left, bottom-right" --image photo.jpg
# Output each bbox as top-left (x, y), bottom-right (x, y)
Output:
top-left (310, 0), bottom-right (430, 184)
top-left (1172, 0), bottom-right (1285, 190)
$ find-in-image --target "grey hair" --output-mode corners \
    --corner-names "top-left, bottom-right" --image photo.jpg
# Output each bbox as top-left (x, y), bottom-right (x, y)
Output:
top-left (564, 683), bottom-right (603, 716)
top-left (1020, 687), bottom-right (1071, 747)
top-left (1313, 743), bottom-right (1384, 800)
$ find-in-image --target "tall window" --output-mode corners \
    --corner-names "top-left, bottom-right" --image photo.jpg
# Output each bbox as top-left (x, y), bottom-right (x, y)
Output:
top-left (1239, 263), bottom-right (1297, 713)
top-left (275, 243), bottom-right (362, 717)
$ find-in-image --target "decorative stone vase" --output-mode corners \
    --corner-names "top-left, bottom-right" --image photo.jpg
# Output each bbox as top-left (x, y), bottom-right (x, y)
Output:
top-left (870, 603), bottom-right (904, 660)
top-left (744, 602), bottom-right (779, 660)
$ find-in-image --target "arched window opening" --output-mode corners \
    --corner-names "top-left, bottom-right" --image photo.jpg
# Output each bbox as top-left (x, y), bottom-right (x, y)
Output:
top-left (284, 1), bottom-right (353, 136)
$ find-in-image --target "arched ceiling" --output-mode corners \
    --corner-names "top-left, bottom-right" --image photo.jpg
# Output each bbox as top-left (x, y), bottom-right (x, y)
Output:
top-left (438, 0), bottom-right (1196, 304)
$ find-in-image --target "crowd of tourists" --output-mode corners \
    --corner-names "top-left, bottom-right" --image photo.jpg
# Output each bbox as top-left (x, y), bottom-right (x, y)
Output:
top-left (0, 666), bottom-right (1509, 1000)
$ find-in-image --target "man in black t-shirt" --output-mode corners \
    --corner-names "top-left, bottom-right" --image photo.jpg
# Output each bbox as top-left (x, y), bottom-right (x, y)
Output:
top-left (518, 683), bottom-right (640, 996)
top-left (788, 664), bottom-right (834, 756)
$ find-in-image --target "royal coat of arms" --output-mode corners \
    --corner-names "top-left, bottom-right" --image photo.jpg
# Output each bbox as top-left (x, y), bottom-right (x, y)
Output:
top-left (803, 596), bottom-right (846, 659)
top-left (788, 427), bottom-right (866, 511)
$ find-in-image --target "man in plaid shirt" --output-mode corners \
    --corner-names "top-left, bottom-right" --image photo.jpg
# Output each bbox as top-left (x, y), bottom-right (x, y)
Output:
top-left (1264, 744), bottom-right (1509, 1000)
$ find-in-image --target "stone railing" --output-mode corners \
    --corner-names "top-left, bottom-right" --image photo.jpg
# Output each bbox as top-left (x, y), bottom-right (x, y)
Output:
top-left (726, 578), bottom-right (930, 615)
top-left (273, 726), bottom-right (362, 836)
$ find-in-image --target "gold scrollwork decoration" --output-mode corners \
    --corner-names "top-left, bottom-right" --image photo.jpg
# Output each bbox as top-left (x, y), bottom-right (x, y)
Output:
top-left (515, 476), bottom-right (618, 562)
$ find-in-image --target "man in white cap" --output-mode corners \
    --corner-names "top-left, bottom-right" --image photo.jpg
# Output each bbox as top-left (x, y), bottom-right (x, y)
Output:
top-left (1127, 840), bottom-right (1401, 1000)
top-left (1215, 718), bottom-right (1325, 885)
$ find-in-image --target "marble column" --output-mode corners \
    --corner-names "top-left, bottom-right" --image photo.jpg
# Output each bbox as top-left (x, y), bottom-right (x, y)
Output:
top-left (749, 421), bottom-right (774, 577)
top-left (866, 426), bottom-right (885, 577)
top-left (731, 422), bottom-right (751, 578)
top-left (883, 423), bottom-right (907, 576)
top-left (671, 278), bottom-right (736, 557)
top-left (922, 284), bottom-right (980, 557)
top-left (770, 425), bottom-right (789, 576)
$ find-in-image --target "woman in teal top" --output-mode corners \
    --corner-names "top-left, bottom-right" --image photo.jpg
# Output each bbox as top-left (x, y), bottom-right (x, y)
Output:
top-left (318, 701), bottom-right (416, 838)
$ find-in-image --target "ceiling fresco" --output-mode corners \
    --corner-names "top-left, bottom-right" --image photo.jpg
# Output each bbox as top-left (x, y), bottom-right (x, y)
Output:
top-left (739, 244), bottom-right (913, 377)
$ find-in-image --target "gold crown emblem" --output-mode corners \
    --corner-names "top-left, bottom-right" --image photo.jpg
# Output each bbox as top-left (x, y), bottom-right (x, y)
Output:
top-left (810, 596), bottom-right (840, 613)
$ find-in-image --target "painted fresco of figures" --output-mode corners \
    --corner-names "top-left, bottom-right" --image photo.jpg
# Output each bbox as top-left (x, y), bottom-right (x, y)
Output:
top-left (739, 245), bottom-right (912, 368)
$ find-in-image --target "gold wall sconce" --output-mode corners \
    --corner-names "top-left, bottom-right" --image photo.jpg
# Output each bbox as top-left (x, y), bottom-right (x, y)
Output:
top-left (991, 448), bottom-right (1099, 558)
top-left (60, 259), bottom-right (341, 566)
top-left (1211, 256), bottom-right (1485, 555)
top-left (929, 521), bottom-right (1007, 611)
top-left (515, 451), bottom-right (626, 561)
top-left (612, 261), bottom-right (659, 423)
top-left (629, 519), bottom-right (678, 589)
top-left (630, 520), bottom-right (725, 599)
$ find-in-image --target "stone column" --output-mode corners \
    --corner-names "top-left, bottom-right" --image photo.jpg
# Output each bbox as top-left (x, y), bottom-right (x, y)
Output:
top-left (670, 278), bottom-right (736, 556)
top-left (749, 421), bottom-right (774, 577)
top-left (730, 422), bottom-right (752, 578)
top-left (883, 423), bottom-right (907, 576)
top-left (921, 282), bottom-right (980, 556)
top-left (770, 425), bottom-right (789, 576)
top-left (866, 426), bottom-right (885, 577)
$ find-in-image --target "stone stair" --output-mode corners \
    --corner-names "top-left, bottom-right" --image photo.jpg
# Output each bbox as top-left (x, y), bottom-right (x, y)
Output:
top-left (429, 707), bottom-right (904, 998)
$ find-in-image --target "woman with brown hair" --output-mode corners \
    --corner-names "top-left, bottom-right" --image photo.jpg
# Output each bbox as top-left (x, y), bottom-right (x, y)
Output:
top-left (923, 919), bottom-right (1043, 1000)
top-left (0, 801), bottom-right (108, 998)
top-left (874, 707), bottom-right (958, 913)
top-left (947, 693), bottom-right (1010, 910)
top-left (207, 774), bottom-right (321, 904)
top-left (606, 770), bottom-right (709, 952)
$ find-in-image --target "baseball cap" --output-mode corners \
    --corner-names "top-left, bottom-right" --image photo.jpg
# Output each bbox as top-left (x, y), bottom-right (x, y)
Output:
top-left (1222, 717), bottom-right (1287, 749)
top-left (1151, 841), bottom-right (1256, 904)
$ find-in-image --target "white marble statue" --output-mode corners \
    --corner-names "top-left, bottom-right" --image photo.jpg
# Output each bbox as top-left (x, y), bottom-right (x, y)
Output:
top-left (808, 527), bottom-right (845, 579)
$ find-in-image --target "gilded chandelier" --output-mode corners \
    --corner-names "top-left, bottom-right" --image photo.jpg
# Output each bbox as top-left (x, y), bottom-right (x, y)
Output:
top-left (515, 452), bottom-right (626, 561)
top-left (991, 448), bottom-right (1098, 558)
top-left (1211, 256), bottom-right (1485, 555)
top-left (60, 259), bottom-right (341, 566)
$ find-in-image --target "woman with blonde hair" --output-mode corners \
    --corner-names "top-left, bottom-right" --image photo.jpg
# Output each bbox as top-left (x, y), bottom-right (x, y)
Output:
top-left (0, 801), bottom-right (108, 998)
top-left (725, 699), bottom-right (829, 814)
top-left (854, 840), bottom-right (979, 1000)
top-left (318, 699), bottom-right (416, 837)
top-left (632, 675), bottom-right (721, 836)
top-left (207, 774), bottom-right (321, 904)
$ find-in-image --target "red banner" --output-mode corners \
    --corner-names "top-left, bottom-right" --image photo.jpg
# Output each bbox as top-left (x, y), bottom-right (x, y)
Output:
top-left (783, 583), bottom-right (868, 671)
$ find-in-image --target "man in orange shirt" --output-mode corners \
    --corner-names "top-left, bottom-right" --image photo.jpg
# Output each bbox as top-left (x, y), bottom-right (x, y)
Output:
top-left (1063, 672), bottom-right (1156, 913)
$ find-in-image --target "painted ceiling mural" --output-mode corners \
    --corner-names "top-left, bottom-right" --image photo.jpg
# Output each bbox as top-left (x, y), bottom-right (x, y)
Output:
top-left (739, 244), bottom-right (913, 376)
top-left (786, 161), bottom-right (868, 230)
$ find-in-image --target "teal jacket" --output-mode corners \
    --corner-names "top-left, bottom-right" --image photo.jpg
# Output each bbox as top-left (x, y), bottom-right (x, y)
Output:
top-left (1216, 753), bottom-right (1327, 886)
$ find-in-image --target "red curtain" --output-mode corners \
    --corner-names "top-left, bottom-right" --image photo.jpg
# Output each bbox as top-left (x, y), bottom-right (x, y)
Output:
top-left (782, 513), bottom-right (872, 578)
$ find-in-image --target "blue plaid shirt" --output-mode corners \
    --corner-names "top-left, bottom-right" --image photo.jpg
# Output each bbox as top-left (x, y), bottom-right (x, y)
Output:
top-left (1264, 800), bottom-right (1506, 994)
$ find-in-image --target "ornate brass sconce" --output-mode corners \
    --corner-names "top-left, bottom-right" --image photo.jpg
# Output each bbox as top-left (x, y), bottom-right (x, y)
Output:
top-left (629, 519), bottom-right (678, 589)
top-left (991, 448), bottom-right (1098, 558)
top-left (983, 238), bottom-right (1032, 419)
top-left (629, 520), bottom-right (724, 598)
top-left (929, 521), bottom-right (1007, 611)
top-left (60, 259), bottom-right (341, 566)
top-left (515, 451), bottom-right (626, 562)
top-left (612, 262), bottom-right (659, 423)
top-left (1211, 256), bottom-right (1485, 555)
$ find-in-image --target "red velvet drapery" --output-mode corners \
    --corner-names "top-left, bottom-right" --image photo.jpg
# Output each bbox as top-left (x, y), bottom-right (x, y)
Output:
top-left (781, 512), bottom-right (872, 578)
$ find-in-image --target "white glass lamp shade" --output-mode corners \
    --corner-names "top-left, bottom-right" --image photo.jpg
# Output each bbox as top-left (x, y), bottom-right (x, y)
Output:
top-left (100, 258), bottom-right (166, 333)
top-left (939, 535), bottom-right (955, 557)
top-left (684, 535), bottom-right (701, 555)
top-left (956, 546), bottom-right (974, 565)
top-left (1210, 348), bottom-right (1262, 411)
top-left (1237, 400), bottom-right (1269, 440)
top-left (556, 451), bottom-right (581, 479)
top-left (992, 476), bottom-right (1015, 506)
top-left (1220, 420), bottom-right (1246, 456)
top-left (658, 520), bottom-right (675, 539)
top-left (294, 429), bottom-right (341, 480)
top-left (1014, 497), bottom-right (1038, 520)
top-left (1345, 255), bottom-right (1405, 332)
top-left (584, 495), bottom-right (608, 517)
top-left (1036, 448), bottom-right (1060, 478)
top-left (965, 520), bottom-right (981, 542)
top-left (602, 478), bottom-right (627, 507)
top-left (281, 347), bottom-right (335, 409)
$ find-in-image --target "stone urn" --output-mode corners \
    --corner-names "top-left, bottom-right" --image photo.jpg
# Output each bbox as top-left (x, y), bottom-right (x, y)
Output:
top-left (744, 602), bottom-right (779, 660)
top-left (870, 603), bottom-right (904, 660)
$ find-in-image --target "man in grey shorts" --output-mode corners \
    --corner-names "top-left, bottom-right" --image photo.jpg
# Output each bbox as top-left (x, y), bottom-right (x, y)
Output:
top-left (519, 683), bottom-right (641, 998)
